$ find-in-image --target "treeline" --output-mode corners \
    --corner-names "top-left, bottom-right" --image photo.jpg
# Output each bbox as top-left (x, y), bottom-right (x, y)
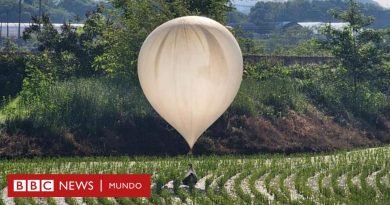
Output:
top-left (247, 0), bottom-right (390, 28)
top-left (0, 0), bottom-right (107, 23)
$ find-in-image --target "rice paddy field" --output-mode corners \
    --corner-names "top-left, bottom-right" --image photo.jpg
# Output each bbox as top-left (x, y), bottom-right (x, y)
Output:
top-left (0, 146), bottom-right (389, 205)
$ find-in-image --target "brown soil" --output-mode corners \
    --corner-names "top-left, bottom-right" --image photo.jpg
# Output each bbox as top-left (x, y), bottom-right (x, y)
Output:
top-left (0, 109), bottom-right (388, 157)
top-left (195, 110), bottom-right (384, 154)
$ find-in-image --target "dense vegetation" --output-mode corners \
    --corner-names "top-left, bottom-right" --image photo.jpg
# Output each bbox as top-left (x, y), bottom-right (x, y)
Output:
top-left (0, 0), bottom-right (389, 157)
top-left (1, 146), bottom-right (389, 204)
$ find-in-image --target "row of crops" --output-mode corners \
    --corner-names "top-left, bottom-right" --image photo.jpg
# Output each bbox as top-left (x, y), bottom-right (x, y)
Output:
top-left (0, 146), bottom-right (389, 205)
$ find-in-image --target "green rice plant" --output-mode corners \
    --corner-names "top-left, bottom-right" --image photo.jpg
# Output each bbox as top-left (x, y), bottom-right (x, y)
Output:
top-left (294, 167), bottom-right (314, 201)
top-left (14, 198), bottom-right (28, 205)
top-left (330, 166), bottom-right (347, 202)
top-left (317, 172), bottom-right (333, 204)
top-left (97, 197), bottom-right (116, 205)
top-left (83, 197), bottom-right (98, 205)
top-left (376, 168), bottom-right (390, 202)
top-left (278, 168), bottom-right (291, 203)
top-left (249, 166), bottom-right (269, 204)
top-left (0, 146), bottom-right (390, 204)
top-left (235, 171), bottom-right (253, 204)
top-left (46, 198), bottom-right (57, 205)
top-left (360, 168), bottom-right (377, 201)
top-left (26, 198), bottom-right (39, 205)
top-left (64, 198), bottom-right (78, 205)
top-left (346, 163), bottom-right (363, 204)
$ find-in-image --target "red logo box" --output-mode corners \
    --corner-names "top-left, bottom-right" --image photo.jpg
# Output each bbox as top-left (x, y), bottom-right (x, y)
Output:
top-left (8, 174), bottom-right (151, 197)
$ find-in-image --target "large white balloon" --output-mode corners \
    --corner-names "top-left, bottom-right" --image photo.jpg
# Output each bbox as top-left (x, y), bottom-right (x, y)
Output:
top-left (138, 16), bottom-right (243, 149)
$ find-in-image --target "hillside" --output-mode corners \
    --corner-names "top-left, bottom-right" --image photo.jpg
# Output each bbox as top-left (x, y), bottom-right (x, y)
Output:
top-left (232, 0), bottom-right (390, 14)
top-left (0, 0), bottom-right (109, 23)
top-left (241, 0), bottom-right (390, 28)
top-left (0, 69), bottom-right (388, 157)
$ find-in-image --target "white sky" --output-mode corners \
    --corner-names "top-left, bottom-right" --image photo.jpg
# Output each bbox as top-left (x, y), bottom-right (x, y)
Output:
top-left (373, 0), bottom-right (390, 8)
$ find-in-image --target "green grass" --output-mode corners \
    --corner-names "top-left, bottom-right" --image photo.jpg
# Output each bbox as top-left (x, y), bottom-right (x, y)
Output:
top-left (1, 76), bottom-right (309, 135)
top-left (0, 96), bottom-right (23, 123)
top-left (0, 146), bottom-right (389, 204)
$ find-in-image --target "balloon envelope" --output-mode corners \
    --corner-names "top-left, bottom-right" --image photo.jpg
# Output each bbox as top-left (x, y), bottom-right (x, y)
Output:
top-left (138, 16), bottom-right (243, 148)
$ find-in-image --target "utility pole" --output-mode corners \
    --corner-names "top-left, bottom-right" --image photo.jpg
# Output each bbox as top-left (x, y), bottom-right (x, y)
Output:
top-left (6, 10), bottom-right (9, 38)
top-left (39, 0), bottom-right (42, 17)
top-left (0, 21), bottom-right (2, 43)
top-left (18, 0), bottom-right (22, 39)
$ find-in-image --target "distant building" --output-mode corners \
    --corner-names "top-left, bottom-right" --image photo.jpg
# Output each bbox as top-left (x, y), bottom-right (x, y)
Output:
top-left (0, 23), bottom-right (84, 38)
top-left (228, 21), bottom-right (302, 35)
top-left (298, 22), bottom-right (349, 34)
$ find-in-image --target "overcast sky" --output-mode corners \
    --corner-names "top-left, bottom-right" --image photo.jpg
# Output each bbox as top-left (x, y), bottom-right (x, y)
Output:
top-left (374, 0), bottom-right (390, 8)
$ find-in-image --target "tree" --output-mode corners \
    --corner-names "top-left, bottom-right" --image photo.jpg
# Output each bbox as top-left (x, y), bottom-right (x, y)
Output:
top-left (23, 5), bottom-right (112, 78)
top-left (0, 52), bottom-right (25, 100)
top-left (94, 0), bottom-right (232, 78)
top-left (320, 0), bottom-right (390, 110)
top-left (1, 38), bottom-right (18, 53)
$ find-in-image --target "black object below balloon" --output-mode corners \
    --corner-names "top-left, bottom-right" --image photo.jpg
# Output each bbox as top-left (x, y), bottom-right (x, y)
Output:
top-left (182, 163), bottom-right (197, 186)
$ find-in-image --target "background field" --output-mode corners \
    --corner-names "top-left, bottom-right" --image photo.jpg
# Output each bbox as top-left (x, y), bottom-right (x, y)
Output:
top-left (1, 146), bottom-right (389, 205)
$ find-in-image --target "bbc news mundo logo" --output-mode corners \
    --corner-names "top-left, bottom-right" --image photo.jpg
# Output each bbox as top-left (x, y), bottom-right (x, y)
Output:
top-left (8, 174), bottom-right (150, 197)
top-left (14, 180), bottom-right (54, 192)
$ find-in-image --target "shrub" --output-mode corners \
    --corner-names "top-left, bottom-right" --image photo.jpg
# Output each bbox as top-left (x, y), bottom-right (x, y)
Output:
top-left (5, 77), bottom-right (152, 136)
top-left (231, 76), bottom-right (308, 118)
top-left (0, 54), bottom-right (26, 102)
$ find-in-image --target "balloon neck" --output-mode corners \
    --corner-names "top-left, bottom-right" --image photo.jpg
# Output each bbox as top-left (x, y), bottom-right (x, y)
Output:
top-left (188, 149), bottom-right (193, 155)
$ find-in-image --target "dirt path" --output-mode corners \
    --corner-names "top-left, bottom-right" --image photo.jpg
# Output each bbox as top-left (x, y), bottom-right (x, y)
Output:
top-left (254, 173), bottom-right (274, 201)
top-left (366, 170), bottom-right (382, 197)
top-left (322, 174), bottom-right (333, 194)
top-left (53, 197), bottom-right (68, 205)
top-left (381, 175), bottom-right (389, 187)
top-left (210, 175), bottom-right (223, 189)
top-left (284, 174), bottom-right (304, 201)
top-left (75, 197), bottom-right (86, 205)
top-left (240, 175), bottom-right (255, 199)
top-left (35, 198), bottom-right (48, 205)
top-left (195, 174), bottom-right (212, 191)
top-left (352, 174), bottom-right (361, 189)
top-left (337, 174), bottom-right (349, 194)
top-left (1, 187), bottom-right (15, 205)
top-left (224, 173), bottom-right (240, 198)
top-left (308, 172), bottom-right (321, 194)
